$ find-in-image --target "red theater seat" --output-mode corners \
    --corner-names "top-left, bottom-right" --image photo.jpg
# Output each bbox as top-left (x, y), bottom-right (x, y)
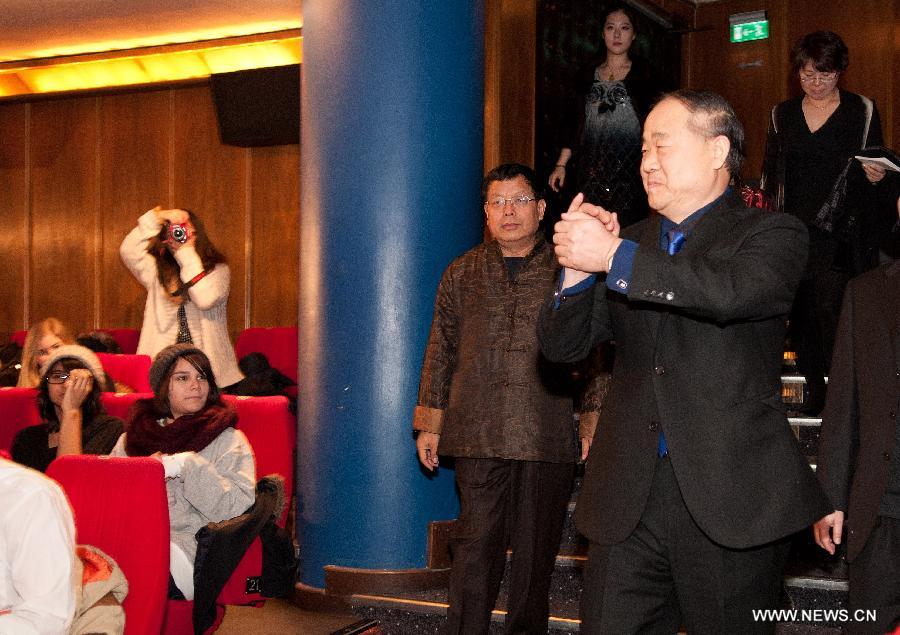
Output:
top-left (234, 327), bottom-right (298, 397)
top-left (48, 455), bottom-right (170, 635)
top-left (98, 328), bottom-right (141, 355)
top-left (0, 387), bottom-right (41, 452)
top-left (97, 353), bottom-right (152, 393)
top-left (100, 392), bottom-right (153, 421)
top-left (163, 394), bottom-right (296, 633)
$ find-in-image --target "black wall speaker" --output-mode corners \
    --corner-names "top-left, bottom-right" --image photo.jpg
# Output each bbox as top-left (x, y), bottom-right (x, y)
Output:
top-left (210, 64), bottom-right (300, 147)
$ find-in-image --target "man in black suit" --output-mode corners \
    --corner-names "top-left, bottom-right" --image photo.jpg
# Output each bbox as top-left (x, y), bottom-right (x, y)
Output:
top-left (814, 200), bottom-right (900, 634)
top-left (538, 90), bottom-right (831, 633)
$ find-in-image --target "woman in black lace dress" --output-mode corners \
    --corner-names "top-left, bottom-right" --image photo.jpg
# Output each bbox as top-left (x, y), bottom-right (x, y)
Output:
top-left (548, 3), bottom-right (663, 229)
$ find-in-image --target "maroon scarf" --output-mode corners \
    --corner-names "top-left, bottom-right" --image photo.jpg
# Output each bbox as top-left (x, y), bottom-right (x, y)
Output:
top-left (125, 398), bottom-right (237, 457)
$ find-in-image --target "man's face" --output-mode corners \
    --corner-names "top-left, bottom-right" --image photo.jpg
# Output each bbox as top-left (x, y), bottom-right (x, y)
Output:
top-left (484, 175), bottom-right (545, 255)
top-left (640, 98), bottom-right (727, 222)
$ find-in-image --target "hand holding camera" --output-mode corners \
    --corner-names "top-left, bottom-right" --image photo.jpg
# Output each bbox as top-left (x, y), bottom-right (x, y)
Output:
top-left (153, 206), bottom-right (194, 249)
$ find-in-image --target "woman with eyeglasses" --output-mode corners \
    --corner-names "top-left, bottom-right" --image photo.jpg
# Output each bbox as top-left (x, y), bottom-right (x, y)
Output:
top-left (11, 345), bottom-right (124, 472)
top-left (16, 317), bottom-right (74, 388)
top-left (109, 343), bottom-right (255, 601)
top-left (548, 3), bottom-right (663, 229)
top-left (761, 30), bottom-right (890, 415)
top-left (120, 206), bottom-right (243, 389)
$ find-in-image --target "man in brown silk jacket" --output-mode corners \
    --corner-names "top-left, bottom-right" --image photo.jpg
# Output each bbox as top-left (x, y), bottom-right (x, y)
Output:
top-left (413, 163), bottom-right (602, 634)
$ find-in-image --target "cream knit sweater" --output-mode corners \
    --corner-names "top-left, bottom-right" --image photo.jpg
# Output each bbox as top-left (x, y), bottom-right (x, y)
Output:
top-left (119, 210), bottom-right (244, 387)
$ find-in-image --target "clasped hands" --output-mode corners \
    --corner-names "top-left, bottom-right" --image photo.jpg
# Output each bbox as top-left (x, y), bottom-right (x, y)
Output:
top-left (553, 193), bottom-right (623, 287)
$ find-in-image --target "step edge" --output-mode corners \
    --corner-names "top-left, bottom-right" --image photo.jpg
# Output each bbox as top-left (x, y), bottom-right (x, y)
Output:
top-left (783, 576), bottom-right (849, 591)
top-left (349, 593), bottom-right (581, 630)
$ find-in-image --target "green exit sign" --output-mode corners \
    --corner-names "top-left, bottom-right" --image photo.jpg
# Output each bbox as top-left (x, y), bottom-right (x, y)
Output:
top-left (731, 20), bottom-right (769, 43)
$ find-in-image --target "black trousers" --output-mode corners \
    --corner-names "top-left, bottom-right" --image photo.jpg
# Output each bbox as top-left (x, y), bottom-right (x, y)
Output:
top-left (580, 456), bottom-right (789, 634)
top-left (848, 516), bottom-right (900, 634)
top-left (444, 457), bottom-right (574, 635)
top-left (789, 230), bottom-right (850, 390)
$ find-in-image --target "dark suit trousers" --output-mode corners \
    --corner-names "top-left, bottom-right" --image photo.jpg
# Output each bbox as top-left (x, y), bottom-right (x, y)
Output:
top-left (580, 456), bottom-right (789, 634)
top-left (790, 266), bottom-right (849, 385)
top-left (848, 516), bottom-right (900, 634)
top-left (444, 457), bottom-right (573, 635)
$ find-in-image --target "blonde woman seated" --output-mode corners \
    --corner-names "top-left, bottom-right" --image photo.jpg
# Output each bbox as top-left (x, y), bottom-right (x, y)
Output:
top-left (11, 346), bottom-right (124, 473)
top-left (16, 318), bottom-right (73, 388)
top-left (109, 344), bottom-right (255, 600)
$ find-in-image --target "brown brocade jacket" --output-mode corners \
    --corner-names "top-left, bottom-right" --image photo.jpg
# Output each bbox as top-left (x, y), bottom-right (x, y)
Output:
top-left (413, 239), bottom-right (602, 463)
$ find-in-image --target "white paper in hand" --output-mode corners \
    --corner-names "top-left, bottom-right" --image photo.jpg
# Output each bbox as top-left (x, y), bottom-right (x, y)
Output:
top-left (855, 155), bottom-right (900, 173)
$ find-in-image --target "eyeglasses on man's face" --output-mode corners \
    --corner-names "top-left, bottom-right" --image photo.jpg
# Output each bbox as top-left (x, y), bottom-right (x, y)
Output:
top-left (485, 195), bottom-right (537, 211)
top-left (799, 71), bottom-right (837, 84)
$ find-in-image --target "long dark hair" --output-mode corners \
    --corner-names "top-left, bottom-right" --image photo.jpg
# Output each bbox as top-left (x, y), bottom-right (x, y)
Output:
top-left (37, 358), bottom-right (104, 427)
top-left (147, 210), bottom-right (227, 300)
top-left (151, 349), bottom-right (223, 418)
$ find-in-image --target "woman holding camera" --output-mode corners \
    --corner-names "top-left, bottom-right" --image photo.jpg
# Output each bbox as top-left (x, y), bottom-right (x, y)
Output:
top-left (120, 207), bottom-right (243, 389)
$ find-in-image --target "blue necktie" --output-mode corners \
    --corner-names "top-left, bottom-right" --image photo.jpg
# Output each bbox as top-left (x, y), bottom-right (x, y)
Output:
top-left (658, 228), bottom-right (686, 457)
top-left (666, 229), bottom-right (686, 256)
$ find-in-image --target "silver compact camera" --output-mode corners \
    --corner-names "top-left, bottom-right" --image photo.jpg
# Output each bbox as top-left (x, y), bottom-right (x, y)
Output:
top-left (167, 223), bottom-right (190, 244)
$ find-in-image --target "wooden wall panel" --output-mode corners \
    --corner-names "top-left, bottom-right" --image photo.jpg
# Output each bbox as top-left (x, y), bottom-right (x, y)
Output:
top-left (690, 0), bottom-right (787, 181)
top-left (0, 103), bottom-right (30, 341)
top-left (0, 82), bottom-right (300, 344)
top-left (97, 90), bottom-right (173, 330)
top-left (484, 0), bottom-right (536, 169)
top-left (689, 0), bottom-right (896, 180)
top-left (248, 144), bottom-right (300, 326)
top-left (172, 86), bottom-right (250, 341)
top-left (29, 99), bottom-right (99, 334)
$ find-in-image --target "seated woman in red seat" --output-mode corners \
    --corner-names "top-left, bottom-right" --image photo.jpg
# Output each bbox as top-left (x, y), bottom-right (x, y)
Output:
top-left (109, 344), bottom-right (255, 601)
top-left (11, 346), bottom-right (124, 472)
top-left (16, 317), bottom-right (74, 388)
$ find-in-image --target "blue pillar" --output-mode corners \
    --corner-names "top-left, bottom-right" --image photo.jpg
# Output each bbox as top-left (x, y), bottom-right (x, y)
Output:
top-left (298, 2), bottom-right (484, 588)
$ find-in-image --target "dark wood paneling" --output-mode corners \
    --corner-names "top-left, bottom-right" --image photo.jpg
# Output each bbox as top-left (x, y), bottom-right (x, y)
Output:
top-left (0, 103), bottom-right (29, 339)
top-left (689, 0), bottom-right (896, 179)
top-left (249, 144), bottom-right (300, 326)
top-left (172, 85), bottom-right (250, 341)
top-left (29, 98), bottom-right (99, 334)
top-left (97, 90), bottom-right (172, 330)
top-left (691, 0), bottom-right (786, 182)
top-left (0, 82), bottom-right (300, 343)
top-left (486, 0), bottom-right (537, 169)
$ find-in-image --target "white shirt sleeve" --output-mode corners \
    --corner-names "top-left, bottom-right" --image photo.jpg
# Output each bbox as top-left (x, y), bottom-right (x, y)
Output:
top-left (0, 465), bottom-right (77, 634)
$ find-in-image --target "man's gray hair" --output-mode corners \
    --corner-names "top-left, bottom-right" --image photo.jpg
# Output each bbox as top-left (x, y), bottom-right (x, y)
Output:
top-left (663, 89), bottom-right (745, 177)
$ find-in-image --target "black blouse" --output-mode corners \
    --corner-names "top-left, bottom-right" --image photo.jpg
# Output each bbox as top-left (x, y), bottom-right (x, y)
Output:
top-left (761, 90), bottom-right (883, 226)
top-left (11, 414), bottom-right (124, 472)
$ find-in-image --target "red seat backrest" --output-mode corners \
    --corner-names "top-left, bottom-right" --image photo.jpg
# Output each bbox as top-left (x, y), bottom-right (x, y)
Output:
top-left (223, 394), bottom-right (295, 521)
top-left (234, 327), bottom-right (298, 384)
top-left (10, 330), bottom-right (27, 347)
top-left (0, 387), bottom-right (41, 452)
top-left (97, 353), bottom-right (152, 393)
top-left (48, 455), bottom-right (170, 635)
top-left (211, 395), bottom-right (296, 606)
top-left (98, 328), bottom-right (141, 355)
top-left (100, 391), bottom-right (153, 421)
